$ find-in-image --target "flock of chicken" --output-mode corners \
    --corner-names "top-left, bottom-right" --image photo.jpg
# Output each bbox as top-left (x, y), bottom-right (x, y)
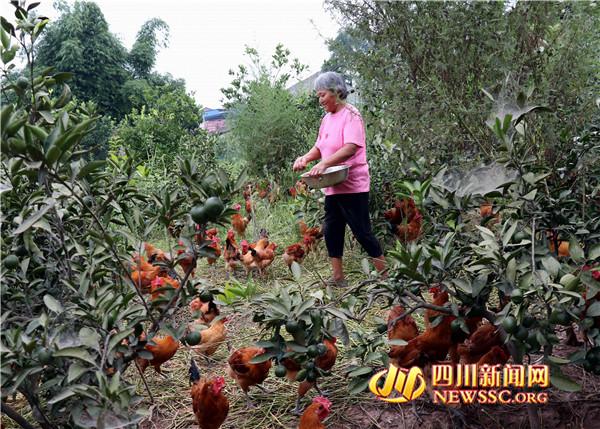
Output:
top-left (127, 194), bottom-right (332, 427)
top-left (387, 286), bottom-right (509, 372)
top-left (123, 194), bottom-right (476, 428)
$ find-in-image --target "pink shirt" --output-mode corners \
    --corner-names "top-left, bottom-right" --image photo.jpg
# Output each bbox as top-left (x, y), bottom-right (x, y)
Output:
top-left (315, 104), bottom-right (370, 195)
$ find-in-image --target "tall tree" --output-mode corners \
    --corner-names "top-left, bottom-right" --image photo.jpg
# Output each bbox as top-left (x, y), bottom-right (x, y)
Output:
top-left (324, 1), bottom-right (600, 160)
top-left (35, 1), bottom-right (129, 117)
top-left (128, 18), bottom-right (169, 79)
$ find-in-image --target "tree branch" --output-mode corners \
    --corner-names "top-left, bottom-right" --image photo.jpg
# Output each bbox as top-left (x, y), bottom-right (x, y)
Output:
top-left (1, 400), bottom-right (37, 429)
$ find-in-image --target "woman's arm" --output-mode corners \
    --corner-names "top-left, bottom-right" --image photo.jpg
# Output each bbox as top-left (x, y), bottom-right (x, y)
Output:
top-left (307, 143), bottom-right (358, 176)
top-left (293, 146), bottom-right (321, 171)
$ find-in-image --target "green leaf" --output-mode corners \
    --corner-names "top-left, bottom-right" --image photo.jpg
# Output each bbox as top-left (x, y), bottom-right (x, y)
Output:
top-left (547, 356), bottom-right (570, 365)
top-left (249, 350), bottom-right (276, 364)
top-left (387, 339), bottom-right (408, 346)
top-left (290, 261), bottom-right (302, 281)
top-left (43, 294), bottom-right (63, 313)
top-left (348, 377), bottom-right (370, 395)
top-left (14, 202), bottom-right (55, 234)
top-left (541, 256), bottom-right (561, 278)
top-left (53, 347), bottom-right (97, 366)
top-left (569, 237), bottom-right (584, 262)
top-left (325, 307), bottom-right (349, 320)
top-left (559, 274), bottom-right (579, 290)
top-left (348, 366), bottom-right (373, 377)
top-left (68, 362), bottom-right (88, 383)
top-left (550, 373), bottom-right (581, 392)
top-left (586, 301), bottom-right (600, 317)
top-left (76, 160), bottom-right (106, 179)
top-left (48, 387), bottom-right (76, 404)
top-left (589, 244), bottom-right (600, 261)
top-left (506, 258), bottom-right (517, 285)
top-left (361, 258), bottom-right (370, 275)
top-left (79, 327), bottom-right (100, 352)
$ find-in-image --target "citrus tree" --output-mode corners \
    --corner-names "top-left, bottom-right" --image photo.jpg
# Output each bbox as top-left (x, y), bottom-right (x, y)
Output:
top-left (0, 4), bottom-right (239, 426)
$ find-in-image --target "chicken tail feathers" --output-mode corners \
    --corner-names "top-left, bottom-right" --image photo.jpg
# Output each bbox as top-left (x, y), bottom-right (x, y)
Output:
top-left (189, 358), bottom-right (201, 384)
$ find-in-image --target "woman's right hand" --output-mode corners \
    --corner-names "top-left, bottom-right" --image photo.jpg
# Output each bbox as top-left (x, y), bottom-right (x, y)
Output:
top-left (293, 156), bottom-right (307, 172)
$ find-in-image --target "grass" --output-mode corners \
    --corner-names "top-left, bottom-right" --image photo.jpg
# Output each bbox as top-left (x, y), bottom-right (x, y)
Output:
top-left (135, 194), bottom-right (384, 428)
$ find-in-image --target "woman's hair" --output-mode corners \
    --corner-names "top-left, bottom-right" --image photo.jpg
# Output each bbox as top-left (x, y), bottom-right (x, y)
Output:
top-left (314, 71), bottom-right (348, 100)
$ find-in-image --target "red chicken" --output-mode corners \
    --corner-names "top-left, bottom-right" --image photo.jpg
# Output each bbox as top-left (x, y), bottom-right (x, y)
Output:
top-left (231, 213), bottom-right (251, 237)
top-left (206, 236), bottom-right (222, 265)
top-left (250, 242), bottom-right (278, 275)
top-left (456, 323), bottom-right (502, 364)
top-left (223, 230), bottom-right (241, 275)
top-left (387, 305), bottom-right (420, 358)
top-left (388, 288), bottom-right (455, 367)
top-left (190, 297), bottom-right (220, 324)
top-left (137, 334), bottom-right (179, 374)
top-left (283, 243), bottom-right (306, 268)
top-left (149, 275), bottom-right (180, 301)
top-left (298, 396), bottom-right (332, 429)
top-left (176, 240), bottom-right (196, 277)
top-left (227, 347), bottom-right (272, 403)
top-left (384, 198), bottom-right (422, 243)
top-left (299, 221), bottom-right (323, 251)
top-left (189, 359), bottom-right (229, 429)
top-left (477, 345), bottom-right (510, 366)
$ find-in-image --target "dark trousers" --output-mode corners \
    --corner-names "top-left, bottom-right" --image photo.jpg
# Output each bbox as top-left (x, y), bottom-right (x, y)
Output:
top-left (323, 192), bottom-right (383, 258)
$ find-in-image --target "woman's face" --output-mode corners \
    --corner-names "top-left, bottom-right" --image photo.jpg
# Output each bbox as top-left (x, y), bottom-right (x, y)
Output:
top-left (317, 89), bottom-right (339, 113)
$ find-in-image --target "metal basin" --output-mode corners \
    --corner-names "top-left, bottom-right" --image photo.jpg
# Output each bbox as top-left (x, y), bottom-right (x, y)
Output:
top-left (301, 165), bottom-right (350, 189)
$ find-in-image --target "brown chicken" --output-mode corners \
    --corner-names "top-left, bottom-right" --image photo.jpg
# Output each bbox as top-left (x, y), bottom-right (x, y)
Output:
top-left (193, 318), bottom-right (227, 358)
top-left (232, 213), bottom-right (251, 237)
top-left (250, 242), bottom-right (278, 275)
top-left (190, 297), bottom-right (220, 324)
top-left (389, 288), bottom-right (455, 367)
top-left (130, 255), bottom-right (160, 292)
top-left (137, 334), bottom-right (179, 374)
top-left (387, 305), bottom-right (420, 358)
top-left (144, 242), bottom-right (171, 264)
top-left (296, 338), bottom-right (338, 413)
top-left (298, 396), bottom-right (332, 429)
top-left (240, 240), bottom-right (256, 274)
top-left (189, 359), bottom-right (229, 429)
top-left (223, 230), bottom-right (241, 274)
top-left (456, 323), bottom-right (502, 364)
top-left (239, 234), bottom-right (270, 275)
top-left (283, 243), bottom-right (306, 268)
top-left (227, 347), bottom-right (272, 402)
top-left (245, 198), bottom-right (252, 215)
top-left (299, 221), bottom-right (323, 253)
top-left (384, 198), bottom-right (422, 243)
top-left (206, 236), bottom-right (222, 266)
top-left (480, 202), bottom-right (501, 224)
top-left (176, 241), bottom-right (196, 277)
top-left (149, 275), bottom-right (180, 301)
top-left (477, 345), bottom-right (510, 366)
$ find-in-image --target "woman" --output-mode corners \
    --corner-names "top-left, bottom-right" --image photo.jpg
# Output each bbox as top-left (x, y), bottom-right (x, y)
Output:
top-left (293, 71), bottom-right (386, 285)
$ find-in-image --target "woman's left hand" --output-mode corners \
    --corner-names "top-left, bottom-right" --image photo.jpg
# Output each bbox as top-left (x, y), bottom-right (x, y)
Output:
top-left (307, 161), bottom-right (328, 177)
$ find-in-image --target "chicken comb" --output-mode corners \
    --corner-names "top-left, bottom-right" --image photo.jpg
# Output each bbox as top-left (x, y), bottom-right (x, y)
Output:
top-left (313, 396), bottom-right (332, 410)
top-left (211, 376), bottom-right (226, 394)
top-left (429, 285), bottom-right (441, 294)
top-left (232, 203), bottom-right (241, 211)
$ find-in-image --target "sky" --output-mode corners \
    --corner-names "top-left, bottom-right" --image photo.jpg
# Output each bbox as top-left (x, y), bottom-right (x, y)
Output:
top-left (33, 0), bottom-right (341, 108)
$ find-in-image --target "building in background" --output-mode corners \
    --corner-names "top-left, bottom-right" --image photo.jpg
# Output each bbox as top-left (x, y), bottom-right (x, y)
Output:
top-left (201, 108), bottom-right (228, 134)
